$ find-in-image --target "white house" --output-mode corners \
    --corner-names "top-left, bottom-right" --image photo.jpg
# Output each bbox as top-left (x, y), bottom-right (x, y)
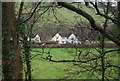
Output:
top-left (51, 33), bottom-right (81, 44)
top-left (51, 33), bottom-right (63, 44)
top-left (68, 34), bottom-right (81, 44)
top-left (61, 37), bottom-right (68, 44)
top-left (28, 34), bottom-right (41, 43)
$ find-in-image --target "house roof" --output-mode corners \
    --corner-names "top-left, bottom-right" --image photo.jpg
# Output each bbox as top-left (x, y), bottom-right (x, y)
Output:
top-left (58, 32), bottom-right (72, 37)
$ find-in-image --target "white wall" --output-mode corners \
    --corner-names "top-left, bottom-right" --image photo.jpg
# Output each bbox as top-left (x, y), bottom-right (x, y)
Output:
top-left (28, 34), bottom-right (41, 43)
top-left (68, 34), bottom-right (78, 44)
top-left (51, 33), bottom-right (63, 44)
top-left (61, 37), bottom-right (68, 44)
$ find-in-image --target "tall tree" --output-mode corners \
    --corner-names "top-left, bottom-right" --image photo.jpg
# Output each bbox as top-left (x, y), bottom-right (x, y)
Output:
top-left (2, 2), bottom-right (23, 80)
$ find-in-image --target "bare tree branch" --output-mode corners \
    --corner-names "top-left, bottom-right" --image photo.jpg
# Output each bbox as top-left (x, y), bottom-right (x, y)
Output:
top-left (18, 2), bottom-right (24, 22)
top-left (57, 2), bottom-right (120, 46)
top-left (106, 65), bottom-right (120, 69)
top-left (21, 2), bottom-right (41, 24)
top-left (90, 2), bottom-right (119, 24)
top-left (45, 49), bottom-right (120, 63)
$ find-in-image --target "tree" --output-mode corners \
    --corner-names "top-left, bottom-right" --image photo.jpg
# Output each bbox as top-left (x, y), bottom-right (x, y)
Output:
top-left (2, 2), bottom-right (23, 80)
top-left (18, 2), bottom-right (50, 81)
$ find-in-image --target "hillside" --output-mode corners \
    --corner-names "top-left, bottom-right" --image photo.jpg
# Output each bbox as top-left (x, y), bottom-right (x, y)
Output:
top-left (15, 2), bottom-right (111, 33)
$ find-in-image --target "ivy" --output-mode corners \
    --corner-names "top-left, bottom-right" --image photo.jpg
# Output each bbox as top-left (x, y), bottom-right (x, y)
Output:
top-left (19, 17), bottom-right (32, 80)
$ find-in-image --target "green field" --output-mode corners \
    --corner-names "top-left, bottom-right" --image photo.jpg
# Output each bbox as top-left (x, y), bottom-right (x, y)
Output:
top-left (30, 48), bottom-right (119, 79)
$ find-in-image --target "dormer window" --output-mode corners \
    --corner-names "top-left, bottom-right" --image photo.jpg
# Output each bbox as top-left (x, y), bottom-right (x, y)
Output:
top-left (71, 38), bottom-right (74, 40)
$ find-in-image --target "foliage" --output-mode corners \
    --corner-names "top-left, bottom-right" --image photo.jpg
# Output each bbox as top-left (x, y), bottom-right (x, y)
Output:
top-left (19, 17), bottom-right (29, 37)
top-left (19, 15), bottom-right (32, 81)
top-left (22, 36), bottom-right (32, 80)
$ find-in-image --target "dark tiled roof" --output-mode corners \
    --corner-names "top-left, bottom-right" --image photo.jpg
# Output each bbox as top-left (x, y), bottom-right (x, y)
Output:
top-left (58, 32), bottom-right (72, 37)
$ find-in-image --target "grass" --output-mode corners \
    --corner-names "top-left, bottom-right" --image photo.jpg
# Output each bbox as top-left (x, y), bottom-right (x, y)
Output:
top-left (30, 48), bottom-right (119, 79)
top-left (91, 41), bottom-right (114, 44)
top-left (31, 48), bottom-right (74, 79)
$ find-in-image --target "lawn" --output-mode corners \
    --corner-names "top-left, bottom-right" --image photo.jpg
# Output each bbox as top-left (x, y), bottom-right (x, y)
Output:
top-left (30, 48), bottom-right (119, 79)
top-left (91, 41), bottom-right (114, 43)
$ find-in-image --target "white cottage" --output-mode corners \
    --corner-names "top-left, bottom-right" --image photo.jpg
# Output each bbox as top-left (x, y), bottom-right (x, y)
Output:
top-left (51, 33), bottom-right (63, 44)
top-left (61, 37), bottom-right (68, 44)
top-left (51, 33), bottom-right (81, 44)
top-left (68, 34), bottom-right (81, 44)
top-left (28, 34), bottom-right (41, 43)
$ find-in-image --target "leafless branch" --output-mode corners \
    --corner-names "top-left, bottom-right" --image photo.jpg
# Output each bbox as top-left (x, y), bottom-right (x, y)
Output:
top-left (90, 2), bottom-right (119, 24)
top-left (57, 2), bottom-right (120, 46)
top-left (21, 2), bottom-right (41, 24)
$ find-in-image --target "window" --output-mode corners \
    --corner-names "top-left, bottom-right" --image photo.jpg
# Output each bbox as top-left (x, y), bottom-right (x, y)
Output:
top-left (71, 38), bottom-right (74, 40)
top-left (71, 41), bottom-right (73, 44)
top-left (62, 41), bottom-right (65, 44)
top-left (56, 37), bottom-right (59, 39)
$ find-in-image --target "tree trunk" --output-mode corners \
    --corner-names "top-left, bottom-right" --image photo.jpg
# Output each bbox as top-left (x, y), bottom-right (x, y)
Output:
top-left (2, 2), bottom-right (23, 80)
